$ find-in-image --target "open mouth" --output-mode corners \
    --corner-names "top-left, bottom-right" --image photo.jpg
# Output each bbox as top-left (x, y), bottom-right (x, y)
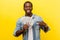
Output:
top-left (27, 10), bottom-right (30, 13)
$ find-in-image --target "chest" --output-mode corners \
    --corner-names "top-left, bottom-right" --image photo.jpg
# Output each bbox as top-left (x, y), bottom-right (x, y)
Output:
top-left (21, 16), bottom-right (38, 25)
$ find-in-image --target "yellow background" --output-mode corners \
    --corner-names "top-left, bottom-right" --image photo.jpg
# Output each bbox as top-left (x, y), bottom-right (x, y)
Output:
top-left (0, 0), bottom-right (60, 40)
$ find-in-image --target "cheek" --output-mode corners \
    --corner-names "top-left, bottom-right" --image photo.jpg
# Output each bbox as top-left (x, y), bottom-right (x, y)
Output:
top-left (24, 8), bottom-right (27, 10)
top-left (30, 7), bottom-right (33, 10)
top-left (24, 7), bottom-right (27, 10)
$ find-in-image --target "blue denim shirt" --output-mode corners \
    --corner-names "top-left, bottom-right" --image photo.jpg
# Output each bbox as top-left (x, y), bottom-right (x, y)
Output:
top-left (14, 14), bottom-right (49, 40)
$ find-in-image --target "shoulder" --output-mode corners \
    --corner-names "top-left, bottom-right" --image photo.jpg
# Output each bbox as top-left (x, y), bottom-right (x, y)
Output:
top-left (33, 14), bottom-right (42, 19)
top-left (17, 16), bottom-right (25, 22)
top-left (33, 14), bottom-right (43, 22)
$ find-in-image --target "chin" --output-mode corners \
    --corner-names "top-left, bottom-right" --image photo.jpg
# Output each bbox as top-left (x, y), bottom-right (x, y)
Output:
top-left (27, 13), bottom-right (31, 14)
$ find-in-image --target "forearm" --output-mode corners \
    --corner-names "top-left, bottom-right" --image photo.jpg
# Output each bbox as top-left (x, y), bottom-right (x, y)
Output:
top-left (39, 21), bottom-right (49, 32)
top-left (15, 29), bottom-right (25, 37)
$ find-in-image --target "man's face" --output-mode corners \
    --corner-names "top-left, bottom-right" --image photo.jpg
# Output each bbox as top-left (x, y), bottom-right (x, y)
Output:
top-left (24, 3), bottom-right (32, 14)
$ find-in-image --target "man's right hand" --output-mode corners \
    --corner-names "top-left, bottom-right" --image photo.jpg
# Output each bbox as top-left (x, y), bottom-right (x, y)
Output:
top-left (15, 24), bottom-right (28, 37)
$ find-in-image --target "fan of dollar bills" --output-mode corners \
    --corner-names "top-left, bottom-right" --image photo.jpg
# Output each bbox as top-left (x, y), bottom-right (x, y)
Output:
top-left (22, 16), bottom-right (34, 27)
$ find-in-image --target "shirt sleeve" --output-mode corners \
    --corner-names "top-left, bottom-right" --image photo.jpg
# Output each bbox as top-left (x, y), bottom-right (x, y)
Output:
top-left (13, 18), bottom-right (24, 36)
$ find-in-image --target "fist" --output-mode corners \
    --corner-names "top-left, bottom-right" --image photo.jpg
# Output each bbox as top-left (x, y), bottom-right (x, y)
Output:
top-left (23, 24), bottom-right (29, 30)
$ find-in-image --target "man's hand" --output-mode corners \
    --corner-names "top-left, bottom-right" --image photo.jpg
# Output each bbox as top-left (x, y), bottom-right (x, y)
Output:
top-left (23, 24), bottom-right (29, 30)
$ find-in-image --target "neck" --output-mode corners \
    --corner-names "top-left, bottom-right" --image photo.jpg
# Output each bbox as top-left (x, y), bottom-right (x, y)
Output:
top-left (25, 12), bottom-right (33, 17)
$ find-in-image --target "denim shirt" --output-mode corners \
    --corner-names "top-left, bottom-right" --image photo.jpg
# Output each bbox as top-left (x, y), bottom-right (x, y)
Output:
top-left (14, 14), bottom-right (49, 40)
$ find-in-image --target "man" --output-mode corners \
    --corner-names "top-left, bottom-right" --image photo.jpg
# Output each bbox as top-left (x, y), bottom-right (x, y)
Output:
top-left (14, 1), bottom-right (49, 40)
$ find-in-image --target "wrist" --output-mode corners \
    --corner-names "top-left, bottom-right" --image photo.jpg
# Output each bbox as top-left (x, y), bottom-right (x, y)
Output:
top-left (45, 25), bottom-right (48, 27)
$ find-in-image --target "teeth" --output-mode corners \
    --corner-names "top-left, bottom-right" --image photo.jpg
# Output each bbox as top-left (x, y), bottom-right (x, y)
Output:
top-left (27, 10), bottom-right (30, 12)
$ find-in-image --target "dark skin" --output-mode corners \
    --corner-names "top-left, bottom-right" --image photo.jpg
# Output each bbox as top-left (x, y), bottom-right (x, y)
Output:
top-left (15, 2), bottom-right (49, 37)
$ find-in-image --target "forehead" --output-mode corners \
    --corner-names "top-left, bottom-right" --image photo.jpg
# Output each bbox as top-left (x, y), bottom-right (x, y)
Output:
top-left (24, 3), bottom-right (32, 6)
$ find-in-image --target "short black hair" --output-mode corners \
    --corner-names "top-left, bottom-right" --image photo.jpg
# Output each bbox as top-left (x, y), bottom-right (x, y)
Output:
top-left (24, 1), bottom-right (33, 7)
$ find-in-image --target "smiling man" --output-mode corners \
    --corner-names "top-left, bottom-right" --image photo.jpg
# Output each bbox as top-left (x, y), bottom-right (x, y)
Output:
top-left (14, 1), bottom-right (50, 40)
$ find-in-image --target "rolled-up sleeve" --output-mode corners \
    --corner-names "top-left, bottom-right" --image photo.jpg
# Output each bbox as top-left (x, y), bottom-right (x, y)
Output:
top-left (13, 19), bottom-right (24, 36)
